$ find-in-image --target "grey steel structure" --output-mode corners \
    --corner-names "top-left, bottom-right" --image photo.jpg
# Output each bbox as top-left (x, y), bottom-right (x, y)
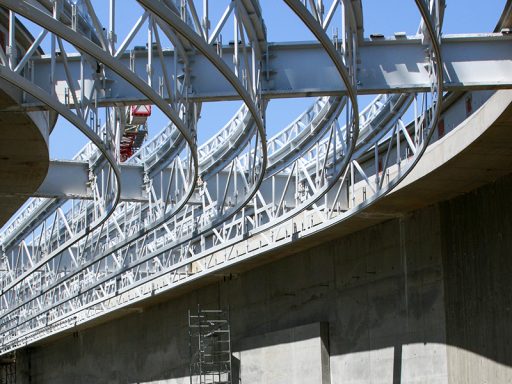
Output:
top-left (0, 0), bottom-right (510, 356)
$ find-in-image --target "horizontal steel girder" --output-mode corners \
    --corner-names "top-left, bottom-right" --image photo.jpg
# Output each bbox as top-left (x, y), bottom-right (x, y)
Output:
top-left (35, 161), bottom-right (146, 201)
top-left (6, 33), bottom-right (512, 110)
top-left (35, 161), bottom-right (297, 205)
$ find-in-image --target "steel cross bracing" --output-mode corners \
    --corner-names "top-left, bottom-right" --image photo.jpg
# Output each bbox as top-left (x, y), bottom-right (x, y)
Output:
top-left (0, 0), bottom-right (201, 306)
top-left (0, 0), bottom-right (452, 352)
top-left (0, 0), bottom-right (266, 352)
top-left (0, 0), bottom-right (502, 353)
top-left (0, 0), bottom-right (266, 256)
top-left (0, 0), bottom-right (268, 276)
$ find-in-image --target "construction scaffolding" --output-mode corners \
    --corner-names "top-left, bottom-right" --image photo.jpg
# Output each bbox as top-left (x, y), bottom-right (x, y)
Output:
top-left (188, 307), bottom-right (232, 384)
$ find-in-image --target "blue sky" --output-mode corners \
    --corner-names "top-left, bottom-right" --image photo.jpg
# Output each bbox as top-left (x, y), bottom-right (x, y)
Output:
top-left (44, 0), bottom-right (505, 159)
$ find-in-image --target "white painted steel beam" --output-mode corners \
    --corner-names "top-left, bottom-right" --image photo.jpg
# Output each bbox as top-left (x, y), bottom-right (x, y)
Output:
top-left (35, 162), bottom-right (147, 201)
top-left (5, 34), bottom-right (511, 110)
top-left (35, 161), bottom-right (297, 204)
top-left (0, 0), bottom-right (509, 355)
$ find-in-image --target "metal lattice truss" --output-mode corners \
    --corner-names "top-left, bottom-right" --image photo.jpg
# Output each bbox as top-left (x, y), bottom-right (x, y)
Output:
top-left (0, 0), bottom-right (509, 353)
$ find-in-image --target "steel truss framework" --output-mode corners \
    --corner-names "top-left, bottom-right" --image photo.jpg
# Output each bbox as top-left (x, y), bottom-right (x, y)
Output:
top-left (0, 0), bottom-right (506, 354)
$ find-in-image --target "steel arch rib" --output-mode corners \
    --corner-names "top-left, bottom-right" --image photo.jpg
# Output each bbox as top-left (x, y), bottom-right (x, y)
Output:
top-left (317, 0), bottom-right (444, 214)
top-left (344, 0), bottom-right (444, 207)
top-left (0, 0), bottom-right (197, 150)
top-left (283, 0), bottom-right (443, 209)
top-left (283, 0), bottom-right (358, 115)
top-left (416, 0), bottom-right (444, 114)
top-left (0, 1), bottom-right (358, 340)
top-left (137, 0), bottom-right (268, 218)
top-left (231, 0), bottom-right (358, 224)
top-left (181, 1), bottom-right (360, 246)
top-left (4, 0), bottom-right (270, 305)
top-left (0, 66), bottom-right (122, 293)
top-left (282, 0), bottom-right (358, 186)
top-left (0, 0), bottom-right (198, 292)
top-left (0, 0), bottom-right (447, 350)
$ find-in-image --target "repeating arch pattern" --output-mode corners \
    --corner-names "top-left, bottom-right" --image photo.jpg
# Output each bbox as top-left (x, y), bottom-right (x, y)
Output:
top-left (0, 0), bottom-right (496, 354)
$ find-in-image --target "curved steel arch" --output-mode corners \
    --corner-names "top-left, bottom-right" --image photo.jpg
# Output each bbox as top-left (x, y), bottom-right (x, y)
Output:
top-left (0, 0), bottom-right (199, 301)
top-left (0, 0), bottom-right (269, 335)
top-left (283, 0), bottom-right (359, 117)
top-left (0, 65), bottom-right (122, 293)
top-left (281, 0), bottom-right (444, 212)
top-left (0, 0), bottom-right (465, 354)
top-left (0, 0), bottom-right (198, 169)
top-left (138, 0), bottom-right (268, 222)
top-left (0, 8), bottom-right (198, 183)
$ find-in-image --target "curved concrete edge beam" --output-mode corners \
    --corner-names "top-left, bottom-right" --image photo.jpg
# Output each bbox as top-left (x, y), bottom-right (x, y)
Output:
top-left (396, 90), bottom-right (512, 193)
top-left (0, 89), bottom-right (50, 227)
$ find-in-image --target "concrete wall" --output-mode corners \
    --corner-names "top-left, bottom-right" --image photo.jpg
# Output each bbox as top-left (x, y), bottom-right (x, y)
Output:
top-left (441, 174), bottom-right (512, 383)
top-left (15, 173), bottom-right (512, 384)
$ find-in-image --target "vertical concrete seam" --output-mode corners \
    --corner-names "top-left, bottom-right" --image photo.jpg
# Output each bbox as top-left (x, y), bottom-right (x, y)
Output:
top-left (399, 216), bottom-right (409, 332)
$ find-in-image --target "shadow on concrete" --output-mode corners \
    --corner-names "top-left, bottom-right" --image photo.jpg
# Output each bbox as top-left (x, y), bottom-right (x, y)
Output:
top-left (15, 174), bottom-right (512, 383)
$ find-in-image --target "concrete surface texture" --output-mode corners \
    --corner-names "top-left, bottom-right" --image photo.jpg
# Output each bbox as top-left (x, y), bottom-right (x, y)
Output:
top-left (234, 322), bottom-right (330, 383)
top-left (441, 175), bottom-right (512, 384)
top-left (15, 171), bottom-right (512, 383)
top-left (0, 85), bottom-right (50, 226)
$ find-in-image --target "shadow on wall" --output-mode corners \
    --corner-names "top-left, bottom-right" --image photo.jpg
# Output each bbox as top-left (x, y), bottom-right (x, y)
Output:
top-left (15, 174), bottom-right (512, 384)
